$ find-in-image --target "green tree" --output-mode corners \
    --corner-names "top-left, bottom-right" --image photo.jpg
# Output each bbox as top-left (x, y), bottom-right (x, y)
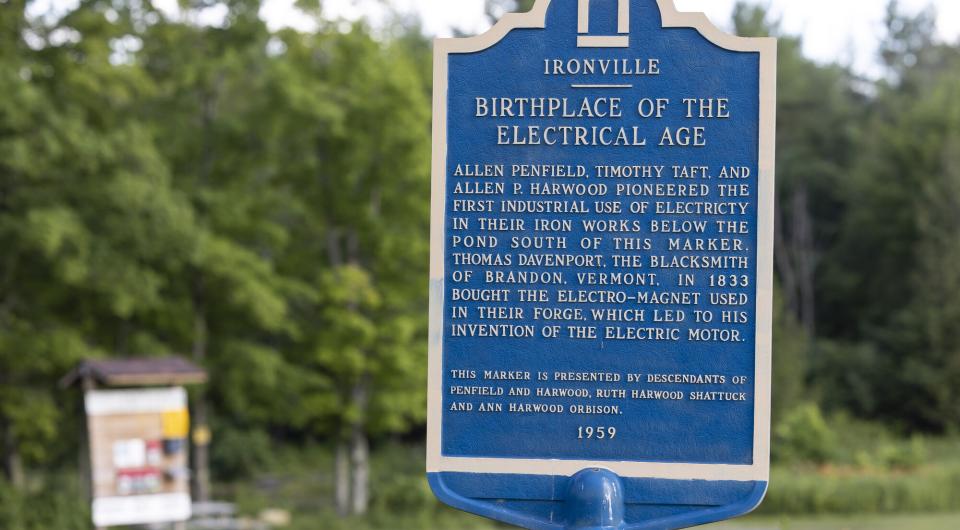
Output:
top-left (819, 2), bottom-right (960, 429)
top-left (734, 3), bottom-right (864, 340)
top-left (875, 68), bottom-right (960, 430)
top-left (729, 2), bottom-right (864, 422)
top-left (0, 0), bottom-right (199, 484)
top-left (262, 25), bottom-right (431, 515)
top-left (137, 2), bottom-right (304, 499)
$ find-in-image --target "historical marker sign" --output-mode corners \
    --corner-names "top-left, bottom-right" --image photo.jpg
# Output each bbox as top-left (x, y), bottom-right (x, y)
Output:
top-left (428, 1), bottom-right (776, 528)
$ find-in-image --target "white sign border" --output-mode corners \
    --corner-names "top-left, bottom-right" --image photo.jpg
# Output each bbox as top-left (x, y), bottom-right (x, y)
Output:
top-left (427, 0), bottom-right (776, 482)
top-left (92, 493), bottom-right (192, 527)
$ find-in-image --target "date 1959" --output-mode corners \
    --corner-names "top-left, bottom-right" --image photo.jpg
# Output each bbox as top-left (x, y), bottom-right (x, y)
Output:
top-left (578, 426), bottom-right (617, 440)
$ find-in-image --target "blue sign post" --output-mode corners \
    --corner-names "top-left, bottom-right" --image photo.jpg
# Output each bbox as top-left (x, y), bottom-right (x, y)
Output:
top-left (427, 1), bottom-right (776, 528)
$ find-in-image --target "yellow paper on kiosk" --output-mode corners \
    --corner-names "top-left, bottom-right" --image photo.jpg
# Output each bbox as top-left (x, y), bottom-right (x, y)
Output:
top-left (162, 409), bottom-right (190, 438)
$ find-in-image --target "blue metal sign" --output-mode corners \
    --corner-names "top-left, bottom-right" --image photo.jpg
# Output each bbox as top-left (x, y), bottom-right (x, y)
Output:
top-left (427, 1), bottom-right (776, 528)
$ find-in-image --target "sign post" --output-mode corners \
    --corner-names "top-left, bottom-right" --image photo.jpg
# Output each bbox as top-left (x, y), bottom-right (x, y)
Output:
top-left (428, 0), bottom-right (776, 527)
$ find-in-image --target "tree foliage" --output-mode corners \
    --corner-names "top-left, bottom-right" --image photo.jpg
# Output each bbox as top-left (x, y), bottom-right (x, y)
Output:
top-left (4, 0), bottom-right (960, 514)
top-left (0, 0), bottom-right (430, 507)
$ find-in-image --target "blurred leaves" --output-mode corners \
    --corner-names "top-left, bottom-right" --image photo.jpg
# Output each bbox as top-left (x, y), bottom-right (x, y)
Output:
top-left (0, 0), bottom-right (429, 479)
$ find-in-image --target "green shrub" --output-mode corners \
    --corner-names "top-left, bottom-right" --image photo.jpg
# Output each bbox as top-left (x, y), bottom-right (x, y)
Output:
top-left (0, 475), bottom-right (89, 530)
top-left (875, 436), bottom-right (927, 471)
top-left (372, 474), bottom-right (434, 514)
top-left (760, 462), bottom-right (960, 515)
top-left (210, 426), bottom-right (275, 480)
top-left (773, 403), bottom-right (836, 464)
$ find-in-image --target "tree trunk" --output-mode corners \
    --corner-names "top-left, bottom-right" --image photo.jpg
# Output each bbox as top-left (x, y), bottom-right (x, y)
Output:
top-left (335, 441), bottom-right (350, 516)
top-left (191, 67), bottom-right (218, 505)
top-left (349, 379), bottom-right (370, 516)
top-left (793, 188), bottom-right (817, 337)
top-left (191, 291), bottom-right (211, 503)
top-left (1, 419), bottom-right (23, 488)
top-left (350, 425), bottom-right (369, 515)
top-left (774, 200), bottom-right (799, 315)
top-left (774, 187), bottom-right (817, 338)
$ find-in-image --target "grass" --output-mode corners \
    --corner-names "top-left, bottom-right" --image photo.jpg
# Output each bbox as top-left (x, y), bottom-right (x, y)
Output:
top-left (758, 461), bottom-right (960, 515)
top-left (3, 431), bottom-right (957, 529)
top-left (713, 512), bottom-right (960, 529)
top-left (220, 439), bottom-right (960, 528)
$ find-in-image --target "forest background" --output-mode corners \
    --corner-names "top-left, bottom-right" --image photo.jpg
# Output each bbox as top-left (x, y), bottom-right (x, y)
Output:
top-left (2, 0), bottom-right (960, 528)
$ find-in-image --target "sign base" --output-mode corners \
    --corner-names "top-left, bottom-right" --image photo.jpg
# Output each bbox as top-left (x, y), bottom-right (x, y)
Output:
top-left (429, 470), bottom-right (767, 530)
